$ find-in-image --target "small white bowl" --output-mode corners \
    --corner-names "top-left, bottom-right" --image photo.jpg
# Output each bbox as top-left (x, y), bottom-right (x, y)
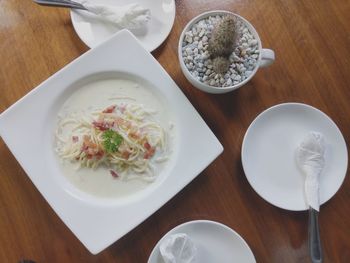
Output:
top-left (178, 10), bottom-right (275, 94)
top-left (148, 220), bottom-right (256, 263)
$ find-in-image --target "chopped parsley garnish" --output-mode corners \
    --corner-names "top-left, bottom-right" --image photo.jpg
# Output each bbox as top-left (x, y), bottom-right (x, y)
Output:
top-left (102, 129), bottom-right (123, 153)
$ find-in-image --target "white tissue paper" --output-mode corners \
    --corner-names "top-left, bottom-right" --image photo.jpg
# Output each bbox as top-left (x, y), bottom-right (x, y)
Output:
top-left (159, 233), bottom-right (197, 263)
top-left (297, 132), bottom-right (326, 211)
top-left (80, 1), bottom-right (151, 29)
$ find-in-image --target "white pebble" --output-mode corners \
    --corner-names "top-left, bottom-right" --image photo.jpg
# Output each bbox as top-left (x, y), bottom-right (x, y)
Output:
top-left (198, 41), bottom-right (203, 49)
top-left (185, 35), bottom-right (193, 43)
top-left (233, 54), bottom-right (240, 62)
top-left (226, 78), bottom-right (232, 86)
top-left (245, 70), bottom-right (253, 77)
top-left (201, 53), bottom-right (208, 60)
top-left (234, 75), bottom-right (241, 81)
top-left (249, 39), bottom-right (258, 46)
top-left (205, 69), bottom-right (212, 75)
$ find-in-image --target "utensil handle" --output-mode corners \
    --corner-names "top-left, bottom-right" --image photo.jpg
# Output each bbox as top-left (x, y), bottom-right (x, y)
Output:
top-left (33, 0), bottom-right (87, 10)
top-left (259, 48), bottom-right (275, 68)
top-left (309, 208), bottom-right (322, 263)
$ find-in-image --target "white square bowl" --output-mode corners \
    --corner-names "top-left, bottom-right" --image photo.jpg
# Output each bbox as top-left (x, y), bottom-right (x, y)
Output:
top-left (0, 30), bottom-right (223, 254)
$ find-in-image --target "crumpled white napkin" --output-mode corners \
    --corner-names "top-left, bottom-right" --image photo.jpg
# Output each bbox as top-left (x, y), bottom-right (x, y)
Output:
top-left (296, 132), bottom-right (326, 211)
top-left (159, 233), bottom-right (197, 263)
top-left (79, 1), bottom-right (151, 29)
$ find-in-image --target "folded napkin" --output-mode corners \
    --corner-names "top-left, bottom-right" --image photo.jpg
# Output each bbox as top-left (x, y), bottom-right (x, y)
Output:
top-left (160, 233), bottom-right (197, 263)
top-left (79, 1), bottom-right (151, 29)
top-left (296, 132), bottom-right (326, 211)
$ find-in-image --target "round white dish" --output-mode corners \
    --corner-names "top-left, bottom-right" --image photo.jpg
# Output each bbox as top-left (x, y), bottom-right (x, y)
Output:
top-left (148, 220), bottom-right (256, 263)
top-left (70, 0), bottom-right (175, 51)
top-left (241, 103), bottom-right (348, 211)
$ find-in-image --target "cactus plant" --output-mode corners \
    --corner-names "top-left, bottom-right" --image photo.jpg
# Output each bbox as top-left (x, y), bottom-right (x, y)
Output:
top-left (208, 15), bottom-right (238, 74)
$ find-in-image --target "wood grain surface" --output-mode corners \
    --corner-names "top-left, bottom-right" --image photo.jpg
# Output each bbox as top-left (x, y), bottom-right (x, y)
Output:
top-left (0, 0), bottom-right (349, 262)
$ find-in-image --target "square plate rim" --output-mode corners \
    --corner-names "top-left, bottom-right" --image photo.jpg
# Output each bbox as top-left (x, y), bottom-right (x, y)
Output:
top-left (0, 29), bottom-right (223, 254)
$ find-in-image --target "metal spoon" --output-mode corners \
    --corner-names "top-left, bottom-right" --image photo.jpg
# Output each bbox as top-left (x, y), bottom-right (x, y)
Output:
top-left (33, 0), bottom-right (87, 10)
top-left (296, 132), bottom-right (324, 263)
top-left (309, 208), bottom-right (322, 263)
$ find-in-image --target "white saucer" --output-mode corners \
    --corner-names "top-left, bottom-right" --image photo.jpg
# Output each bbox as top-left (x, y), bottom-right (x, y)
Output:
top-left (70, 0), bottom-right (175, 51)
top-left (148, 220), bottom-right (256, 263)
top-left (241, 103), bottom-right (348, 211)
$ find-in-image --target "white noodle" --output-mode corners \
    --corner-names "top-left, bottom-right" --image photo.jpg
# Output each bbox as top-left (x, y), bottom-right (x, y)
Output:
top-left (55, 103), bottom-right (169, 182)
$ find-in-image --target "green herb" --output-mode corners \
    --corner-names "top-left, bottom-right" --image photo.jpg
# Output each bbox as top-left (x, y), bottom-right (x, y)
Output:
top-left (102, 129), bottom-right (123, 153)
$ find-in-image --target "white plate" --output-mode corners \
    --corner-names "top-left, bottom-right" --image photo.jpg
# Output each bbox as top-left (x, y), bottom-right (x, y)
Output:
top-left (0, 30), bottom-right (223, 254)
top-left (148, 220), bottom-right (256, 263)
top-left (241, 103), bottom-right (348, 211)
top-left (70, 0), bottom-right (175, 51)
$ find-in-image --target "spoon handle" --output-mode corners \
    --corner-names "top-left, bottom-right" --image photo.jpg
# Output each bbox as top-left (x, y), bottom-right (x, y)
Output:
top-left (33, 0), bottom-right (87, 10)
top-left (309, 208), bottom-right (322, 263)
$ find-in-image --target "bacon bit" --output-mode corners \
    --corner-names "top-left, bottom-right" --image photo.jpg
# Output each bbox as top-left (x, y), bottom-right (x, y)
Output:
top-left (144, 142), bottom-right (151, 150)
top-left (121, 151), bottom-right (131, 160)
top-left (72, 136), bottom-right (79, 143)
top-left (114, 117), bottom-right (124, 126)
top-left (102, 105), bottom-right (116, 113)
top-left (143, 141), bottom-right (155, 159)
top-left (92, 120), bottom-right (112, 131)
top-left (95, 151), bottom-right (104, 160)
top-left (129, 131), bottom-right (140, 140)
top-left (81, 136), bottom-right (104, 159)
top-left (110, 170), bottom-right (119, 178)
top-left (113, 117), bottom-right (131, 130)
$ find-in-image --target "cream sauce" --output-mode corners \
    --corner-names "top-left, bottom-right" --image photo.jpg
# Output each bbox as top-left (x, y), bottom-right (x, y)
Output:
top-left (56, 78), bottom-right (174, 199)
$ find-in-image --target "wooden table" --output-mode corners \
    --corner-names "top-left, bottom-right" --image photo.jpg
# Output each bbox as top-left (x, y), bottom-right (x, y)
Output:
top-left (0, 0), bottom-right (349, 262)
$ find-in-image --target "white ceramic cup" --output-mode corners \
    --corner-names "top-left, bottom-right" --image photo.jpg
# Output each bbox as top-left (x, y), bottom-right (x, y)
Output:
top-left (178, 10), bottom-right (275, 94)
